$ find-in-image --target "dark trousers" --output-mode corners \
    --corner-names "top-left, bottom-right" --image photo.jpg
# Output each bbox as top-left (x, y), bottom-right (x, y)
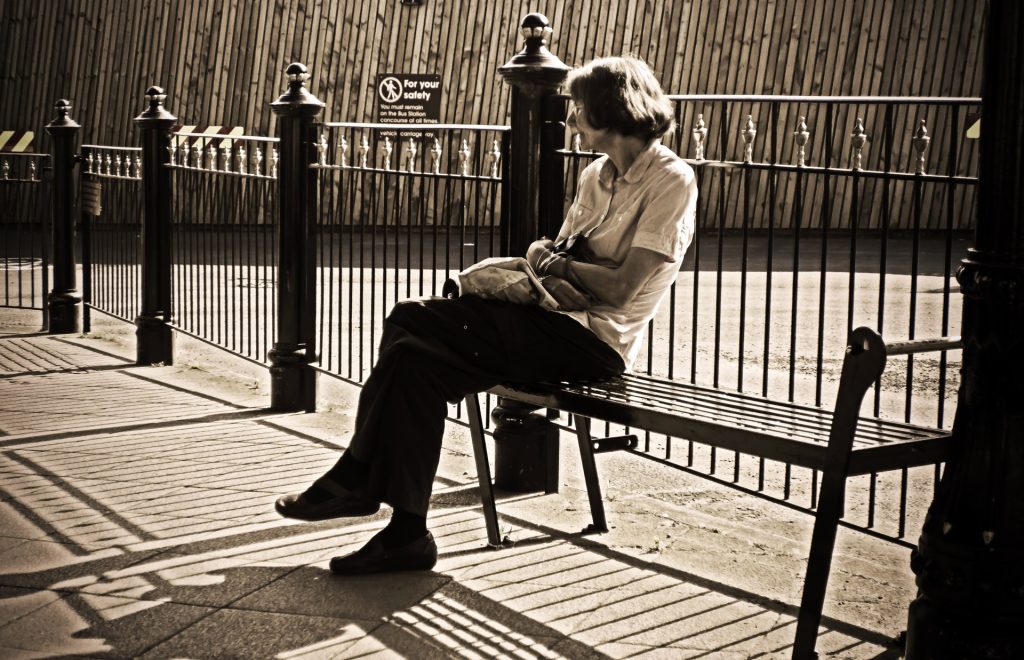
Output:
top-left (344, 295), bottom-right (625, 516)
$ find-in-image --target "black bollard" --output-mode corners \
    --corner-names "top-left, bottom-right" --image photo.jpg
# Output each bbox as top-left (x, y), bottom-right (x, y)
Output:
top-left (45, 100), bottom-right (81, 334)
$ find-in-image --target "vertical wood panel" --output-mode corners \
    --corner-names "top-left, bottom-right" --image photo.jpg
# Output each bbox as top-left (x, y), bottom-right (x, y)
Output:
top-left (0, 0), bottom-right (984, 231)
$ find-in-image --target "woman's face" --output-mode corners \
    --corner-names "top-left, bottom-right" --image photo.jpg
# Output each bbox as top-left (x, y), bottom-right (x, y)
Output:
top-left (567, 100), bottom-right (609, 151)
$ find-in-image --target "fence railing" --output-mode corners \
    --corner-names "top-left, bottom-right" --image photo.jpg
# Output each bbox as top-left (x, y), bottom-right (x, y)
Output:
top-left (0, 151), bottom-right (50, 316)
top-left (312, 122), bottom-right (509, 383)
top-left (167, 130), bottom-right (279, 365)
top-left (80, 145), bottom-right (143, 329)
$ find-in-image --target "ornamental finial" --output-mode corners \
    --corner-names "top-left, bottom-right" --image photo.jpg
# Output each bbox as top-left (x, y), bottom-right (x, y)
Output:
top-left (317, 134), bottom-right (328, 166)
top-left (382, 136), bottom-right (393, 170)
top-left (459, 139), bottom-right (471, 175)
top-left (793, 116), bottom-right (810, 167)
top-left (489, 138), bottom-right (501, 178)
top-left (271, 62), bottom-right (325, 113)
top-left (850, 117), bottom-right (868, 170)
top-left (133, 85), bottom-right (176, 125)
top-left (742, 115), bottom-right (757, 164)
top-left (912, 118), bottom-right (930, 175)
top-left (498, 13), bottom-right (569, 86)
top-left (406, 140), bottom-right (418, 172)
top-left (520, 13), bottom-right (553, 45)
top-left (55, 99), bottom-right (72, 120)
top-left (359, 135), bottom-right (370, 168)
top-left (430, 138), bottom-right (442, 174)
top-left (47, 98), bottom-right (81, 131)
top-left (692, 114), bottom-right (707, 161)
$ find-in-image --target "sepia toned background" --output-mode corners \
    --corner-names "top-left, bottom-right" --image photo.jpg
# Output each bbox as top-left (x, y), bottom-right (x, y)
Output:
top-left (0, 0), bottom-right (985, 145)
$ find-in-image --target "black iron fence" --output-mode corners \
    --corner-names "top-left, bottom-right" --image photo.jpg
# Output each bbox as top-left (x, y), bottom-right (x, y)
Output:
top-left (167, 131), bottom-right (279, 365)
top-left (312, 122), bottom-right (509, 383)
top-left (80, 145), bottom-right (143, 329)
top-left (0, 152), bottom-right (50, 316)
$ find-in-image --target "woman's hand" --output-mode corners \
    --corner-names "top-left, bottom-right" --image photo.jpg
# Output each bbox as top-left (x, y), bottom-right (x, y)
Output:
top-left (542, 276), bottom-right (592, 311)
top-left (526, 239), bottom-right (555, 273)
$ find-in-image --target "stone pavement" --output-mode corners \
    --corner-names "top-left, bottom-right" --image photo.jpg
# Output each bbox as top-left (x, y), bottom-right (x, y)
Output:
top-left (0, 310), bottom-right (911, 659)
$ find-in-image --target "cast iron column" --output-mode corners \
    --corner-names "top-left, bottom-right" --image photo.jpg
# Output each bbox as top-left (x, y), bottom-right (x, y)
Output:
top-left (487, 14), bottom-right (571, 494)
top-left (498, 12), bottom-right (570, 255)
top-left (45, 100), bottom-right (81, 334)
top-left (133, 87), bottom-right (176, 365)
top-left (268, 63), bottom-right (322, 412)
top-left (905, 2), bottom-right (1024, 657)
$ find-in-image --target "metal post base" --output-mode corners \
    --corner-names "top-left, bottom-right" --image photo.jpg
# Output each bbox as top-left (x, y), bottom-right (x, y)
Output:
top-left (47, 292), bottom-right (81, 334)
top-left (491, 399), bottom-right (559, 493)
top-left (135, 315), bottom-right (174, 365)
top-left (268, 347), bottom-right (317, 412)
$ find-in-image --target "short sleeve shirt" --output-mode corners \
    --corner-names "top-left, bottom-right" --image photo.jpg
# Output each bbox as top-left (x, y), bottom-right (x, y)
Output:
top-left (555, 140), bottom-right (697, 369)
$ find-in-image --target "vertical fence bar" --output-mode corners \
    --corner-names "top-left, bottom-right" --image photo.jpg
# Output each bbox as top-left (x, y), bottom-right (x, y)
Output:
top-left (134, 88), bottom-right (176, 364)
top-left (45, 100), bottom-right (81, 333)
top-left (268, 63), bottom-right (323, 412)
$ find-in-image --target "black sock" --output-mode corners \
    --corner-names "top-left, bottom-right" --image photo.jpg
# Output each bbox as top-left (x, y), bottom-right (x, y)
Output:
top-left (377, 508), bottom-right (427, 548)
top-left (330, 451), bottom-right (370, 490)
top-left (301, 452), bottom-right (369, 504)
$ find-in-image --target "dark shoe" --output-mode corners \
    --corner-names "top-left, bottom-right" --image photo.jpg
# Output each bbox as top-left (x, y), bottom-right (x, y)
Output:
top-left (275, 477), bottom-right (380, 521)
top-left (330, 531), bottom-right (438, 575)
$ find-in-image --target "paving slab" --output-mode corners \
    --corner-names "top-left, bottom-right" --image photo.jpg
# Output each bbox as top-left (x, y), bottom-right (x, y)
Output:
top-left (141, 608), bottom-right (379, 659)
top-left (0, 591), bottom-right (216, 657)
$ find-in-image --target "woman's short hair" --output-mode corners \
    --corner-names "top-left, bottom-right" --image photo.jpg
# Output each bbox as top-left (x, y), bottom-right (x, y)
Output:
top-left (566, 56), bottom-right (674, 142)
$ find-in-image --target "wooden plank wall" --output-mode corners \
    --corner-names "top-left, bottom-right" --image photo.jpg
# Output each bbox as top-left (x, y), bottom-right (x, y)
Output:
top-left (0, 0), bottom-right (985, 229)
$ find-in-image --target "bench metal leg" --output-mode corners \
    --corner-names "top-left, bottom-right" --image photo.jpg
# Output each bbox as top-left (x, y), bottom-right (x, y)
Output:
top-left (572, 415), bottom-right (608, 533)
top-left (792, 471), bottom-right (846, 660)
top-left (465, 393), bottom-right (502, 547)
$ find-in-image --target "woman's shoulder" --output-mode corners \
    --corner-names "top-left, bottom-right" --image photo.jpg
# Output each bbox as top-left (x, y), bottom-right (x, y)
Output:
top-left (650, 143), bottom-right (695, 185)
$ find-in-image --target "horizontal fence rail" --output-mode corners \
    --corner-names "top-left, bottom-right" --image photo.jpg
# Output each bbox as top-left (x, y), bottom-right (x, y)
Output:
top-left (167, 130), bottom-right (279, 365)
top-left (80, 145), bottom-right (143, 329)
top-left (1, 152), bottom-right (50, 316)
top-left (550, 93), bottom-right (978, 545)
top-left (312, 122), bottom-right (509, 384)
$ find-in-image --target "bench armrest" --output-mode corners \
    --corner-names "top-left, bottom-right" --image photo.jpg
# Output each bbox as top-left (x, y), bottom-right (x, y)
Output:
top-left (883, 336), bottom-right (963, 356)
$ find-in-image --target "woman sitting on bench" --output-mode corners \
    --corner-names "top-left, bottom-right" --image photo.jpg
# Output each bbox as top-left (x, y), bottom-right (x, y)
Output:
top-left (275, 55), bottom-right (698, 574)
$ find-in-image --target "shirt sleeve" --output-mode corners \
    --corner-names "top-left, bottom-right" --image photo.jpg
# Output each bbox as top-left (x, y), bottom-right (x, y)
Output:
top-left (630, 167), bottom-right (697, 262)
top-left (556, 160), bottom-right (604, 242)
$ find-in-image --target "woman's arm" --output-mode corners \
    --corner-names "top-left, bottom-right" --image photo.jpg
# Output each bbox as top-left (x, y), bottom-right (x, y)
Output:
top-left (567, 246), bottom-right (666, 308)
top-left (527, 240), bottom-right (667, 309)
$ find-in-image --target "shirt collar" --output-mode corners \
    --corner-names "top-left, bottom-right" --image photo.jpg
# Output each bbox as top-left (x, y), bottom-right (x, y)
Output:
top-left (597, 139), bottom-right (660, 187)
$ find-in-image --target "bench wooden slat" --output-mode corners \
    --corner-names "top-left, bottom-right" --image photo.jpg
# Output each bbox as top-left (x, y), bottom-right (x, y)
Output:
top-left (546, 374), bottom-right (942, 446)
top-left (493, 375), bottom-right (950, 473)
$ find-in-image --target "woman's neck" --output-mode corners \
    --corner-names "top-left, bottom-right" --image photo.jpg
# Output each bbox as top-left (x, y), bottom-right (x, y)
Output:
top-left (604, 135), bottom-right (649, 178)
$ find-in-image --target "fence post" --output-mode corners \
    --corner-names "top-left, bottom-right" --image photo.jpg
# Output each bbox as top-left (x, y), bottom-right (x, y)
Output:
top-left (133, 87), bottom-right (176, 365)
top-left (268, 62), bottom-right (323, 412)
top-left (498, 12), bottom-right (570, 255)
top-left (45, 100), bottom-right (81, 334)
top-left (489, 14), bottom-right (570, 494)
top-left (904, 0), bottom-right (1024, 657)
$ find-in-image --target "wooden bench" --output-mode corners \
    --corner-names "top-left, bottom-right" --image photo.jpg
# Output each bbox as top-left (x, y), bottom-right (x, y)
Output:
top-left (463, 326), bottom-right (961, 660)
